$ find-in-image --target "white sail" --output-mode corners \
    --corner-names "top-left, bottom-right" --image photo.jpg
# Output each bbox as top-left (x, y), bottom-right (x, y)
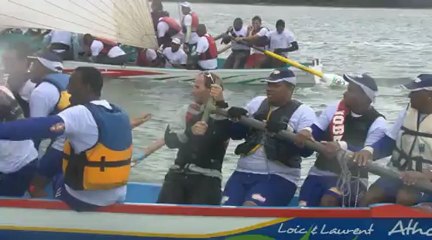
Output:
top-left (0, 0), bottom-right (158, 49)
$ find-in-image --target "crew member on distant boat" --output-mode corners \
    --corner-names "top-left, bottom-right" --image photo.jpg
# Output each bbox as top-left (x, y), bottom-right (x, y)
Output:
top-left (180, 1), bottom-right (199, 53)
top-left (136, 48), bottom-right (165, 67)
top-left (162, 38), bottom-right (187, 68)
top-left (158, 72), bottom-right (231, 205)
top-left (0, 86), bottom-right (38, 197)
top-left (295, 73), bottom-right (387, 207)
top-left (26, 51), bottom-right (71, 198)
top-left (191, 24), bottom-right (218, 70)
top-left (236, 16), bottom-right (269, 69)
top-left (82, 34), bottom-right (128, 65)
top-left (157, 14), bottom-right (183, 48)
top-left (0, 67), bottom-right (134, 211)
top-left (43, 30), bottom-right (74, 60)
top-left (223, 69), bottom-right (316, 206)
top-left (354, 74), bottom-right (432, 207)
top-left (263, 19), bottom-right (298, 68)
top-left (2, 43), bottom-right (35, 117)
top-left (151, 0), bottom-right (170, 32)
top-left (221, 18), bottom-right (250, 69)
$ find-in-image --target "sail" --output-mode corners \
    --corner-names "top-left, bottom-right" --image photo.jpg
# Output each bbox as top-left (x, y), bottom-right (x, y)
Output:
top-left (0, 0), bottom-right (158, 49)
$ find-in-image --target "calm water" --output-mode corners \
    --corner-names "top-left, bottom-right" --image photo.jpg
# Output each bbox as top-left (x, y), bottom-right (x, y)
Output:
top-left (102, 4), bottom-right (431, 186)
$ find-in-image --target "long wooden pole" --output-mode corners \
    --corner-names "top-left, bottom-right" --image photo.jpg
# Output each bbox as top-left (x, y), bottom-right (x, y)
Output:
top-left (214, 108), bottom-right (432, 194)
top-left (234, 38), bottom-right (345, 86)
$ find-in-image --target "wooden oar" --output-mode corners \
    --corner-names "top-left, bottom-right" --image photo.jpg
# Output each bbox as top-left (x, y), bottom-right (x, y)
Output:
top-left (234, 38), bottom-right (345, 86)
top-left (213, 108), bottom-right (432, 194)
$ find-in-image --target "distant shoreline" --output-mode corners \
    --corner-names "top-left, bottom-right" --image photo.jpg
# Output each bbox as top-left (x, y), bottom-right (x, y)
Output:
top-left (163, 0), bottom-right (432, 9)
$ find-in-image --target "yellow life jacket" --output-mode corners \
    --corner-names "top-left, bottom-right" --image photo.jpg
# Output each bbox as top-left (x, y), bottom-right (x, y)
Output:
top-left (391, 105), bottom-right (432, 171)
top-left (41, 73), bottom-right (71, 114)
top-left (62, 102), bottom-right (132, 190)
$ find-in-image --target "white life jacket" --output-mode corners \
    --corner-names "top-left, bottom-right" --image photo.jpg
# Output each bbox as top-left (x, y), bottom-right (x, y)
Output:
top-left (391, 105), bottom-right (432, 171)
top-left (231, 27), bottom-right (250, 51)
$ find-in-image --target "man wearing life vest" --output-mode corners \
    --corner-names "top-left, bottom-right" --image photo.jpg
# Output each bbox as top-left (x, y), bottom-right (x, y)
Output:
top-left (0, 86), bottom-right (38, 197)
top-left (354, 74), bottom-right (432, 207)
top-left (158, 72), bottom-right (232, 205)
top-left (82, 34), bottom-right (128, 65)
top-left (223, 69), bottom-right (316, 207)
top-left (2, 43), bottom-right (35, 117)
top-left (294, 74), bottom-right (387, 207)
top-left (44, 30), bottom-right (74, 60)
top-left (151, 0), bottom-right (170, 32)
top-left (180, 2), bottom-right (199, 53)
top-left (192, 24), bottom-right (218, 70)
top-left (26, 51), bottom-right (72, 197)
top-left (221, 18), bottom-right (250, 69)
top-left (236, 16), bottom-right (269, 69)
top-left (157, 14), bottom-right (183, 48)
top-left (0, 67), bottom-right (133, 211)
top-left (263, 20), bottom-right (299, 68)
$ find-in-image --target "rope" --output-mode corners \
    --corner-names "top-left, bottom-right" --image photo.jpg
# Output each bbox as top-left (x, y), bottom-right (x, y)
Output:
top-left (335, 150), bottom-right (361, 207)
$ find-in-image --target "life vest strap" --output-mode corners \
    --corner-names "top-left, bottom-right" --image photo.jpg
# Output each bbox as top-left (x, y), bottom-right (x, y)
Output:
top-left (169, 163), bottom-right (222, 179)
top-left (63, 153), bottom-right (130, 171)
top-left (401, 126), bottom-right (432, 138)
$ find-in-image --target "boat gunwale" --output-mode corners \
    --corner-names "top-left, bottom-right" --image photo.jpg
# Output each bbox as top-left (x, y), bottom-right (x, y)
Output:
top-left (0, 198), bottom-right (430, 218)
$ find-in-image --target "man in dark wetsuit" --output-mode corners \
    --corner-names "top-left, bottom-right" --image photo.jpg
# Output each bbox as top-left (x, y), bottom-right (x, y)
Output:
top-left (158, 72), bottom-right (232, 205)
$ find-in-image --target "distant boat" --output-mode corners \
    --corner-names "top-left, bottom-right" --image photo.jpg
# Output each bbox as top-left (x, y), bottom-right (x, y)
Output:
top-left (0, 0), bottom-right (331, 87)
top-left (62, 59), bottom-right (324, 87)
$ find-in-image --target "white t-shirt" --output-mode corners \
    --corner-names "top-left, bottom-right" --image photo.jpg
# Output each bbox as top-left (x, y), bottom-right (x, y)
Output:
top-left (58, 100), bottom-right (127, 206)
top-left (308, 102), bottom-right (388, 177)
top-left (29, 82), bottom-right (59, 118)
top-left (236, 96), bottom-right (317, 185)
top-left (18, 79), bottom-right (36, 102)
top-left (157, 21), bottom-right (184, 41)
top-left (29, 81), bottom-right (65, 151)
top-left (386, 109), bottom-right (407, 140)
top-left (143, 49), bottom-right (158, 63)
top-left (182, 14), bottom-right (200, 44)
top-left (0, 86), bottom-right (38, 174)
top-left (0, 140), bottom-right (38, 174)
top-left (266, 29), bottom-right (296, 56)
top-left (196, 36), bottom-right (217, 70)
top-left (162, 47), bottom-right (187, 67)
top-left (90, 40), bottom-right (125, 58)
top-left (251, 27), bottom-right (269, 55)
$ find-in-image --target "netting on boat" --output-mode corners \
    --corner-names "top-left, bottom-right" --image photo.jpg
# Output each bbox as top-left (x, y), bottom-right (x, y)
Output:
top-left (336, 150), bottom-right (361, 207)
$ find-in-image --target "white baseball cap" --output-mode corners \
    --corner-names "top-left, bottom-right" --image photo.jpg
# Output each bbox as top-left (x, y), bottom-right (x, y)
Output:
top-left (180, 1), bottom-right (191, 8)
top-left (171, 38), bottom-right (181, 45)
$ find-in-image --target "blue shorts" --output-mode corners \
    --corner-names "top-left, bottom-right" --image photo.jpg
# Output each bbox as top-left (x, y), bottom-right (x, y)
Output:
top-left (373, 177), bottom-right (432, 203)
top-left (299, 175), bottom-right (366, 207)
top-left (0, 160), bottom-right (37, 197)
top-left (53, 175), bottom-right (100, 212)
top-left (222, 171), bottom-right (297, 207)
top-left (37, 146), bottom-right (63, 179)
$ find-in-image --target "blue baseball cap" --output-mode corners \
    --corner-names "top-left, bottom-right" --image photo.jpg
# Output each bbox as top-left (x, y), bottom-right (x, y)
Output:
top-left (343, 73), bottom-right (378, 101)
top-left (403, 74), bottom-right (432, 92)
top-left (263, 69), bottom-right (296, 86)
